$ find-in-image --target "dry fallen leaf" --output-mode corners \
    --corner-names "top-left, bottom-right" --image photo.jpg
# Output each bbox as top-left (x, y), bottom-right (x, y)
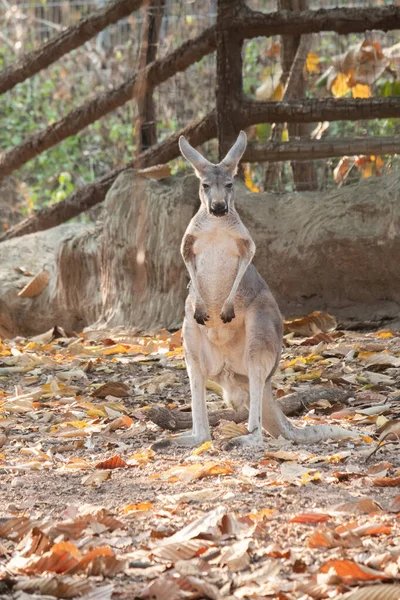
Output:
top-left (156, 461), bottom-right (233, 483)
top-left (81, 470), bottom-right (111, 487)
top-left (319, 559), bottom-right (387, 583)
top-left (152, 539), bottom-right (214, 561)
top-left (338, 585), bottom-right (400, 600)
top-left (158, 506), bottom-right (227, 545)
top-left (91, 382), bottom-right (129, 398)
top-left (0, 516), bottom-right (34, 541)
top-left (290, 513), bottom-right (330, 524)
top-left (284, 311), bottom-right (337, 336)
top-left (334, 498), bottom-right (383, 514)
top-left (95, 455), bottom-right (128, 470)
top-left (18, 270), bottom-right (50, 298)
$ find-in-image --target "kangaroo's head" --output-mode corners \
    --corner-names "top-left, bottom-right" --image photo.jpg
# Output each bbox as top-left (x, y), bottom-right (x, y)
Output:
top-left (179, 131), bottom-right (247, 217)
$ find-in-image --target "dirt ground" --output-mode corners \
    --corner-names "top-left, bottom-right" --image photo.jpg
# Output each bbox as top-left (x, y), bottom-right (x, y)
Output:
top-left (0, 322), bottom-right (399, 599)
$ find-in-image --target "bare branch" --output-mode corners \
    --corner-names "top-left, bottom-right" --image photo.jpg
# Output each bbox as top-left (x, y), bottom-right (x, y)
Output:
top-left (0, 0), bottom-right (144, 95)
top-left (244, 136), bottom-right (400, 162)
top-left (0, 26), bottom-right (217, 181)
top-left (241, 97), bottom-right (400, 126)
top-left (235, 5), bottom-right (400, 39)
top-left (0, 111), bottom-right (217, 242)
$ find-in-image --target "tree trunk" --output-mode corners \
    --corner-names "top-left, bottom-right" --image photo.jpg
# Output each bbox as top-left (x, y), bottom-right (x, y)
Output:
top-left (1, 170), bottom-right (400, 339)
top-left (136, 0), bottom-right (165, 153)
top-left (279, 0), bottom-right (317, 192)
top-left (216, 0), bottom-right (244, 159)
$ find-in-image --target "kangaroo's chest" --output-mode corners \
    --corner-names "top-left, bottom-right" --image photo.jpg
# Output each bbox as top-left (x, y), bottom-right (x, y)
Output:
top-left (193, 230), bottom-right (239, 308)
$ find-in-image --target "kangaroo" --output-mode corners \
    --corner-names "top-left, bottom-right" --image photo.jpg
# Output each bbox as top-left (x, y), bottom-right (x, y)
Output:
top-left (156, 131), bottom-right (358, 448)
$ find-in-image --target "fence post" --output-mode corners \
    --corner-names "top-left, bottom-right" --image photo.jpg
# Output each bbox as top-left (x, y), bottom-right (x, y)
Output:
top-left (216, 0), bottom-right (244, 160)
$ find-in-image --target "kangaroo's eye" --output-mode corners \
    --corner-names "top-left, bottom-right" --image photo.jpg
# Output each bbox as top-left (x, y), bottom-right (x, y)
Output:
top-left (225, 183), bottom-right (233, 190)
top-left (202, 183), bottom-right (210, 190)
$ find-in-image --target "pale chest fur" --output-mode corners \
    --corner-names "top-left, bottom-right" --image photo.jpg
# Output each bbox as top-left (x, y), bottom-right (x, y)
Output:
top-left (193, 228), bottom-right (239, 314)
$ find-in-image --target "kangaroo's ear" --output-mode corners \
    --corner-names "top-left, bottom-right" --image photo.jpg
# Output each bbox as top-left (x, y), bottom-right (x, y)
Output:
top-left (179, 136), bottom-right (212, 177)
top-left (220, 131), bottom-right (247, 175)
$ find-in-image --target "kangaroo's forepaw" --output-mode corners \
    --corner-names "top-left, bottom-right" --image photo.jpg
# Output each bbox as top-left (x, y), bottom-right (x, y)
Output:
top-left (222, 430), bottom-right (263, 450)
top-left (220, 302), bottom-right (235, 323)
top-left (152, 432), bottom-right (211, 450)
top-left (194, 305), bottom-right (210, 325)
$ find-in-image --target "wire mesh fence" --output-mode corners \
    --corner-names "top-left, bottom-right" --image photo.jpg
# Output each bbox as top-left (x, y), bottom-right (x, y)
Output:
top-left (1, 0), bottom-right (400, 219)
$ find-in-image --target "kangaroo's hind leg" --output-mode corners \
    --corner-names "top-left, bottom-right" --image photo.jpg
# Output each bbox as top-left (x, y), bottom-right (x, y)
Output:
top-left (224, 302), bottom-right (281, 448)
top-left (153, 312), bottom-right (221, 449)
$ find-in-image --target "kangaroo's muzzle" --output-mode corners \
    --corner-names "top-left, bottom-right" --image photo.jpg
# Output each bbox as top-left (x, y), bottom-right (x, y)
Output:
top-left (210, 202), bottom-right (228, 216)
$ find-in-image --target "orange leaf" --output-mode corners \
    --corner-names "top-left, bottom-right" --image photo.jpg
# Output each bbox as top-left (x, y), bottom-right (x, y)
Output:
top-left (24, 541), bottom-right (82, 574)
top-left (331, 73), bottom-right (351, 97)
top-left (308, 530), bottom-right (335, 548)
top-left (122, 501), bottom-right (153, 514)
top-left (306, 51), bottom-right (320, 73)
top-left (79, 546), bottom-right (114, 570)
top-left (103, 344), bottom-right (130, 355)
top-left (95, 455), bottom-right (128, 470)
top-left (319, 559), bottom-right (387, 582)
top-left (290, 513), bottom-right (330, 524)
top-left (352, 84), bottom-right (372, 98)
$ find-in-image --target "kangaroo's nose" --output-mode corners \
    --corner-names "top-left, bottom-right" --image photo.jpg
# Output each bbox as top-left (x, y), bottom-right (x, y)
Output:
top-left (210, 202), bottom-right (228, 217)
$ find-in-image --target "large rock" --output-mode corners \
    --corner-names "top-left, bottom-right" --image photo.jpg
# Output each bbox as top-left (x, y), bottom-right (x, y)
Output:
top-left (0, 169), bottom-right (399, 338)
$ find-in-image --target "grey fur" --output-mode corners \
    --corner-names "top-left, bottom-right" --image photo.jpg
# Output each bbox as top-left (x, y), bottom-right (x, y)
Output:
top-left (155, 132), bottom-right (359, 449)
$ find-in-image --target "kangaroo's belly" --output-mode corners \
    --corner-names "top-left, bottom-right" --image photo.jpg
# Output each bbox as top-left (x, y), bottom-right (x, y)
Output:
top-left (195, 239), bottom-right (239, 314)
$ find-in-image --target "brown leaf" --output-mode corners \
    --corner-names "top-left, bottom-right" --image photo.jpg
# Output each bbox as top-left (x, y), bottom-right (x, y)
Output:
top-left (159, 506), bottom-right (227, 545)
top-left (372, 476), bottom-right (400, 487)
top-left (20, 527), bottom-right (53, 557)
top-left (21, 541), bottom-right (81, 574)
top-left (388, 495), bottom-right (400, 513)
top-left (339, 585), bottom-right (400, 600)
top-left (214, 421), bottom-right (248, 441)
top-left (284, 311), bottom-right (337, 337)
top-left (220, 513), bottom-right (256, 539)
top-left (48, 518), bottom-right (89, 540)
top-left (152, 539), bottom-right (214, 562)
top-left (300, 332), bottom-right (335, 345)
top-left (334, 498), bottom-right (383, 514)
top-left (81, 470), bottom-right (112, 486)
top-left (14, 575), bottom-right (92, 598)
top-left (137, 164), bottom-right (171, 181)
top-left (91, 382), bottom-right (129, 398)
top-left (366, 462), bottom-right (392, 476)
top-left (378, 421), bottom-right (400, 442)
top-left (140, 575), bottom-right (182, 600)
top-left (107, 415), bottom-right (133, 431)
top-left (319, 559), bottom-right (387, 583)
top-left (295, 581), bottom-right (332, 599)
top-left (183, 576), bottom-right (222, 600)
top-left (18, 270), bottom-right (50, 298)
top-left (95, 455), bottom-right (128, 470)
top-left (219, 539), bottom-right (250, 571)
top-left (158, 461), bottom-right (233, 483)
top-left (0, 516), bottom-right (34, 541)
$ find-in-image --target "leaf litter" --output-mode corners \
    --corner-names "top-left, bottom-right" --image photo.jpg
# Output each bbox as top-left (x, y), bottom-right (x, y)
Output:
top-left (0, 322), bottom-right (400, 597)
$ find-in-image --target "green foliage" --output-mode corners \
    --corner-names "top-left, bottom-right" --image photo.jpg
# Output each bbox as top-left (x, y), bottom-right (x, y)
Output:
top-left (0, 46), bottom-right (136, 212)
